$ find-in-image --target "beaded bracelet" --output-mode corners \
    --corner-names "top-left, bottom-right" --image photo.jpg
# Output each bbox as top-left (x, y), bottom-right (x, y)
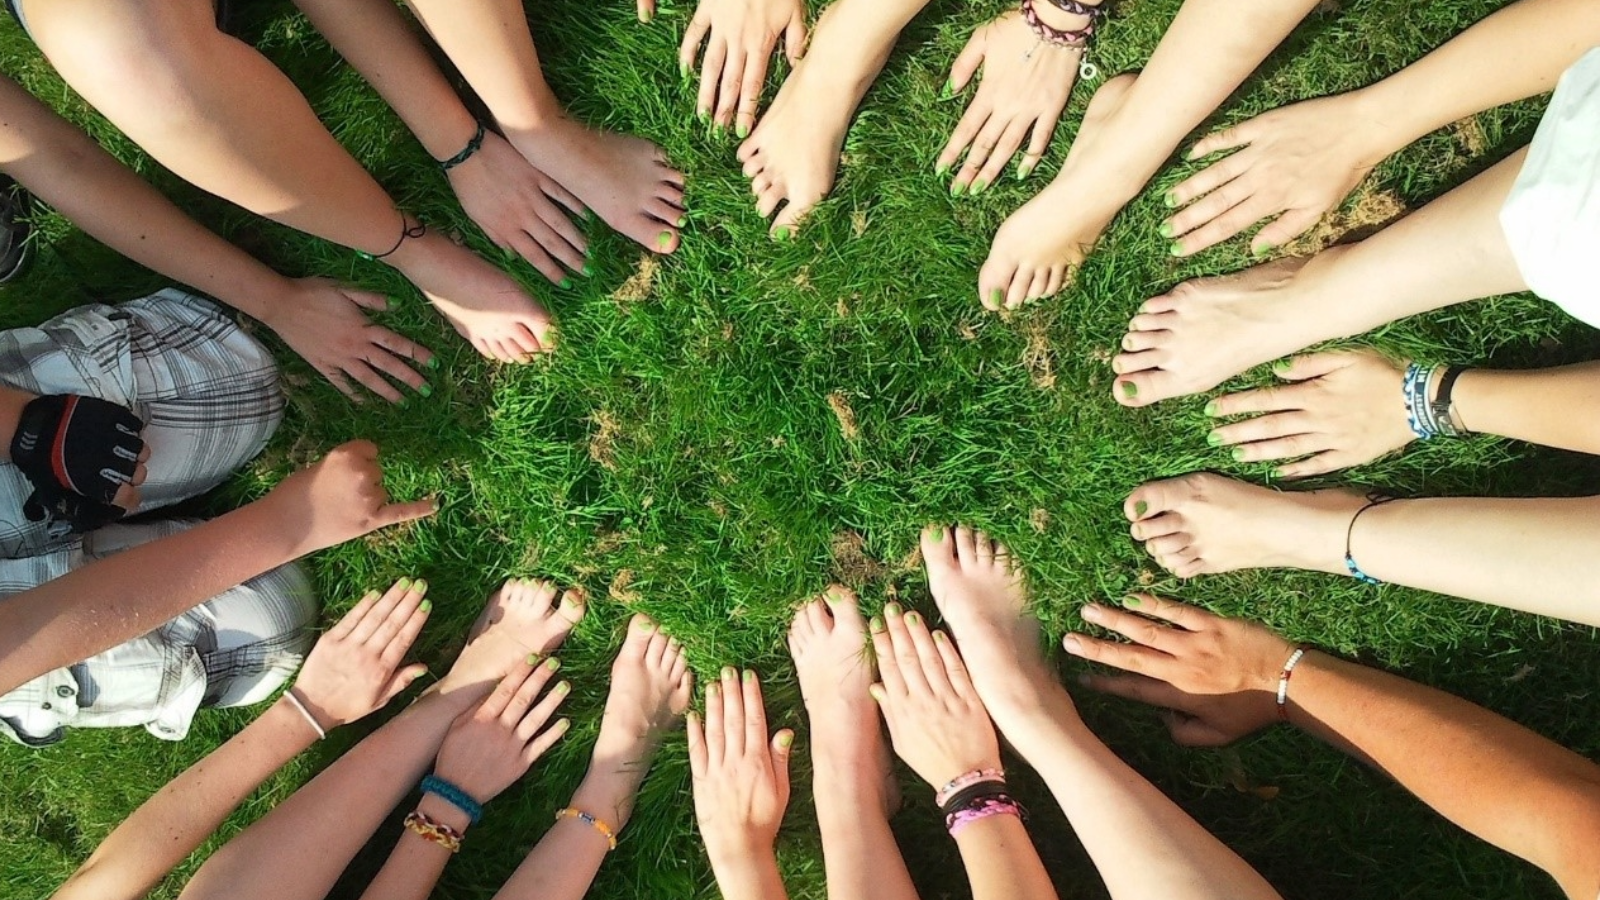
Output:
top-left (556, 807), bottom-right (618, 850)
top-left (1343, 495), bottom-right (1394, 586)
top-left (947, 795), bottom-right (1025, 837)
top-left (438, 121), bottom-right (487, 172)
top-left (421, 775), bottom-right (484, 826)
top-left (1275, 646), bottom-right (1309, 722)
top-left (404, 810), bottom-right (464, 854)
top-left (935, 768), bottom-right (1006, 807)
top-left (1019, 0), bottom-right (1102, 80)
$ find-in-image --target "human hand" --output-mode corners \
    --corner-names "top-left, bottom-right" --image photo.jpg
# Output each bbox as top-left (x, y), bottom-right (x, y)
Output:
top-left (869, 604), bottom-right (1001, 790)
top-left (434, 657), bottom-right (571, 803)
top-left (1164, 93), bottom-right (1390, 256)
top-left (291, 578), bottom-right (432, 730)
top-left (261, 440), bottom-right (438, 555)
top-left (937, 9), bottom-right (1079, 194)
top-left (263, 277), bottom-right (434, 405)
top-left (680, 0), bottom-right (807, 137)
top-left (1205, 350), bottom-right (1415, 478)
top-left (687, 668), bottom-right (793, 859)
top-left (1063, 594), bottom-right (1293, 745)
top-left (445, 130), bottom-right (591, 287)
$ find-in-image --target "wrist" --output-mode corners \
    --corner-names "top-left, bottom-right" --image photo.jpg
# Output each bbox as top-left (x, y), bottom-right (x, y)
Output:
top-left (1031, 0), bottom-right (1101, 33)
top-left (1344, 84), bottom-right (1422, 163)
top-left (416, 793), bottom-right (474, 835)
top-left (570, 771), bottom-right (635, 832)
top-left (705, 832), bottom-right (777, 871)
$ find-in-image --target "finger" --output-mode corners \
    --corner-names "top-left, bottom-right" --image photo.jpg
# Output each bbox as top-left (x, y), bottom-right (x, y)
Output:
top-left (1210, 410), bottom-right (1316, 448)
top-left (1207, 383), bottom-right (1304, 418)
top-left (503, 656), bottom-right (559, 726)
top-left (937, 101), bottom-right (990, 180)
top-left (735, 53), bottom-right (768, 139)
top-left (481, 660), bottom-right (536, 720)
top-left (1252, 206), bottom-right (1323, 255)
top-left (362, 347), bottom-right (428, 396)
top-left (900, 610), bottom-right (952, 695)
top-left (715, 48), bottom-right (747, 128)
top-left (1276, 351), bottom-right (1357, 383)
top-left (1276, 450), bottom-right (1349, 479)
top-left (741, 670), bottom-right (768, 756)
top-left (719, 666), bottom-right (745, 756)
top-left (113, 483), bottom-right (139, 512)
top-left (869, 614), bottom-right (906, 695)
top-left (1165, 712), bottom-right (1239, 748)
top-left (679, 7), bottom-right (713, 77)
top-left (956, 116), bottom-right (1009, 193)
top-left (379, 663), bottom-right (429, 705)
top-left (637, 0), bottom-right (655, 23)
top-left (370, 327), bottom-right (434, 373)
top-left (1018, 101), bottom-right (1066, 180)
top-left (381, 597), bottom-right (431, 667)
top-left (130, 462), bottom-right (147, 487)
top-left (352, 578), bottom-right (413, 644)
top-left (974, 118), bottom-right (1032, 189)
top-left (367, 579), bottom-right (427, 651)
top-left (1174, 195), bottom-right (1280, 257)
top-left (1187, 120), bottom-right (1260, 161)
top-left (344, 361), bottom-right (404, 405)
top-left (1079, 671), bottom-right (1194, 711)
top-left (1119, 594), bottom-right (1217, 632)
top-left (782, 14), bottom-right (806, 65)
top-left (883, 605), bottom-right (931, 695)
top-left (516, 669), bottom-right (569, 740)
top-left (769, 729), bottom-right (794, 799)
top-left (1079, 602), bottom-right (1183, 652)
top-left (373, 497), bottom-right (440, 530)
top-left (1165, 150), bottom-right (1254, 219)
top-left (340, 287), bottom-right (390, 312)
top-left (697, 38), bottom-right (728, 121)
top-left (947, 27), bottom-right (986, 94)
top-left (931, 630), bottom-right (976, 699)
top-left (522, 716), bottom-right (571, 764)
top-left (687, 710), bottom-right (709, 778)
top-left (327, 589), bottom-right (381, 641)
top-left (1061, 632), bottom-right (1173, 679)
top-left (1232, 432), bottom-right (1323, 464)
top-left (704, 678), bottom-right (726, 766)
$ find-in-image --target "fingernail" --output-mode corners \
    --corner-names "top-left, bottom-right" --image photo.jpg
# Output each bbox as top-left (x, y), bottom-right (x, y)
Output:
top-left (722, 666), bottom-right (737, 680)
top-left (676, 215), bottom-right (688, 228)
top-left (1134, 500), bottom-right (1149, 518)
top-left (396, 396), bottom-right (408, 408)
top-left (418, 382), bottom-right (433, 398)
top-left (1253, 243), bottom-right (1274, 257)
top-left (657, 231), bottom-right (674, 250)
top-left (1168, 241), bottom-right (1184, 257)
top-left (1121, 381), bottom-right (1138, 398)
top-left (1158, 221), bottom-right (1175, 239)
top-left (1206, 431), bottom-right (1223, 447)
top-left (950, 181), bottom-right (966, 198)
top-left (412, 579), bottom-right (428, 594)
top-left (1123, 595), bottom-right (1142, 608)
top-left (556, 681), bottom-right (571, 694)
top-left (776, 731), bottom-right (794, 748)
top-left (680, 63), bottom-right (690, 80)
top-left (905, 611), bottom-right (921, 625)
top-left (885, 603), bottom-right (902, 617)
top-left (1273, 359), bottom-right (1292, 373)
top-left (870, 616), bottom-right (885, 633)
top-left (526, 652), bottom-right (541, 665)
top-left (869, 684), bottom-right (885, 701)
top-left (559, 277), bottom-right (572, 290)
top-left (1081, 604), bottom-right (1102, 621)
top-left (396, 577), bottom-right (412, 591)
top-left (1166, 191), bottom-right (1181, 208)
top-left (1231, 447), bottom-right (1246, 462)
top-left (742, 669), bottom-right (756, 683)
top-left (546, 657), bottom-right (562, 671)
top-left (554, 717), bottom-right (571, 733)
top-left (970, 178), bottom-right (988, 196)
top-left (935, 162), bottom-right (951, 178)
top-left (773, 226), bottom-right (792, 242)
top-left (582, 262), bottom-right (595, 277)
top-left (426, 356), bottom-right (440, 370)
top-left (697, 110), bottom-right (709, 123)
top-left (706, 682), bottom-right (720, 696)
top-left (420, 599), bottom-right (433, 613)
top-left (932, 630), bottom-right (947, 643)
top-left (1204, 400), bottom-right (1220, 416)
top-left (1017, 162), bottom-right (1033, 180)
top-left (736, 124), bottom-right (749, 139)
top-left (938, 78), bottom-right (954, 100)
top-left (1062, 635), bottom-right (1084, 654)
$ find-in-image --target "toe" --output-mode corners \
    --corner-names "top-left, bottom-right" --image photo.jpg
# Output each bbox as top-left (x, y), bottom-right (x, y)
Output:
top-left (1111, 349), bottom-right (1166, 376)
top-left (1130, 511), bottom-right (1185, 542)
top-left (756, 185), bottom-right (785, 220)
top-left (647, 197), bottom-right (685, 226)
top-left (650, 225), bottom-right (680, 255)
top-left (1003, 270), bottom-right (1032, 310)
top-left (770, 193), bottom-right (816, 240)
top-left (977, 254), bottom-right (1017, 311)
top-left (646, 628), bottom-right (671, 667)
top-left (821, 585), bottom-right (863, 629)
top-left (625, 614), bottom-right (657, 655)
top-left (1120, 328), bottom-right (1165, 353)
top-left (920, 525), bottom-right (957, 575)
top-left (1125, 474), bottom-right (1207, 524)
top-left (974, 531), bottom-right (997, 564)
top-left (557, 588), bottom-right (587, 625)
top-left (953, 525), bottom-right (980, 565)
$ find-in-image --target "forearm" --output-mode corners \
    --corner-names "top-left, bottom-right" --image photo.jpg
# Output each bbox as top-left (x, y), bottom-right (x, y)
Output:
top-left (291, 0), bottom-right (482, 159)
top-left (1073, 0), bottom-right (1320, 195)
top-left (356, 796), bottom-right (466, 900)
top-left (1289, 653), bottom-right (1600, 899)
top-left (1352, 495), bottom-right (1600, 625)
top-left (489, 769), bottom-right (624, 900)
top-left (953, 816), bottom-right (1057, 900)
top-left (0, 497), bottom-right (307, 696)
top-left (705, 846), bottom-right (788, 900)
top-left (1353, 0), bottom-right (1600, 157)
top-left (54, 699), bottom-right (317, 900)
top-left (1449, 364), bottom-right (1600, 455)
top-left (0, 78), bottom-right (289, 323)
top-left (990, 682), bottom-right (1280, 900)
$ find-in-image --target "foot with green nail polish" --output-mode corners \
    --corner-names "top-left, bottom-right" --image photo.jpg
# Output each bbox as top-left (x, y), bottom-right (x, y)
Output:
top-left (977, 74), bottom-right (1135, 311)
top-left (578, 613), bottom-right (693, 829)
top-left (935, 7), bottom-right (1089, 196)
top-left (1110, 249), bottom-right (1350, 409)
top-left (453, 577), bottom-right (588, 689)
top-left (1122, 472), bottom-right (1365, 580)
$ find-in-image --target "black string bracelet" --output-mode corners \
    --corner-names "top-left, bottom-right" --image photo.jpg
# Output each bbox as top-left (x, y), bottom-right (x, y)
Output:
top-left (358, 216), bottom-right (428, 262)
top-left (438, 122), bottom-right (487, 172)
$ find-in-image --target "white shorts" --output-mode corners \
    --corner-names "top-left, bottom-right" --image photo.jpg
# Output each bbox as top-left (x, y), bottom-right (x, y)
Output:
top-left (1500, 47), bottom-right (1600, 327)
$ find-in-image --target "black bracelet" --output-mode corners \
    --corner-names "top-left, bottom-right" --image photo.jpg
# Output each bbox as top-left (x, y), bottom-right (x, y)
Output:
top-left (358, 214), bottom-right (428, 261)
top-left (939, 780), bottom-right (1012, 817)
top-left (1431, 366), bottom-right (1470, 435)
top-left (438, 122), bottom-right (487, 172)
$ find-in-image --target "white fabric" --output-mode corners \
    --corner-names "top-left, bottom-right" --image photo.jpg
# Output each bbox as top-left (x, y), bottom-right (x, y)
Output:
top-left (1500, 47), bottom-right (1600, 327)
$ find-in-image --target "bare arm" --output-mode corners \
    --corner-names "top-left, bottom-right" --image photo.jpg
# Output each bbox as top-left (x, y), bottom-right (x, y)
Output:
top-left (1451, 363), bottom-right (1600, 456)
top-left (0, 440), bottom-right (434, 697)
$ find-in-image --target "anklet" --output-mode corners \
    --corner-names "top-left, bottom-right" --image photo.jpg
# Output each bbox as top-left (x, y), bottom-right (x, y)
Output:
top-left (1275, 645), bottom-right (1310, 722)
top-left (1020, 0), bottom-right (1102, 80)
top-left (437, 121), bottom-right (486, 172)
top-left (420, 775), bottom-right (484, 825)
top-left (358, 214), bottom-right (428, 262)
top-left (404, 810), bottom-right (464, 853)
top-left (556, 807), bottom-right (618, 850)
top-left (1343, 494), bottom-right (1394, 585)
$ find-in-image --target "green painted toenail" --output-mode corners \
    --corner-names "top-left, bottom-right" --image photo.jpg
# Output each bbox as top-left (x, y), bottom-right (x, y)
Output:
top-left (1206, 430), bottom-right (1223, 447)
top-left (1164, 191), bottom-right (1179, 208)
top-left (1159, 221), bottom-right (1175, 239)
top-left (950, 181), bottom-right (966, 198)
top-left (971, 178), bottom-right (989, 195)
top-left (737, 123), bottom-right (749, 139)
top-left (559, 277), bottom-right (572, 290)
top-left (582, 262), bottom-right (595, 277)
top-left (1169, 241), bottom-right (1184, 257)
top-left (939, 78), bottom-right (955, 100)
top-left (1232, 447), bottom-right (1246, 462)
top-left (989, 288), bottom-right (1003, 307)
top-left (657, 231), bottom-right (674, 249)
top-left (697, 110), bottom-right (709, 123)
top-left (1121, 381), bottom-right (1138, 398)
top-left (1134, 500), bottom-right (1148, 518)
top-left (420, 599), bottom-right (432, 613)
top-left (426, 356), bottom-right (439, 370)
top-left (1122, 595), bottom-right (1141, 608)
top-left (1204, 400), bottom-right (1220, 416)
top-left (773, 226), bottom-right (792, 242)
top-left (419, 383), bottom-right (433, 398)
top-left (676, 215), bottom-right (688, 228)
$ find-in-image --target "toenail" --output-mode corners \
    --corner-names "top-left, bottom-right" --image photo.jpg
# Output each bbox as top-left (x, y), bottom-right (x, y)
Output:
top-left (546, 657), bottom-right (562, 670)
top-left (559, 277), bottom-right (572, 290)
top-left (1121, 381), bottom-right (1138, 398)
top-left (773, 226), bottom-right (792, 242)
top-left (1122, 595), bottom-right (1142, 607)
top-left (1168, 241), bottom-right (1183, 256)
top-left (419, 382), bottom-right (433, 398)
top-left (1204, 400), bottom-right (1220, 416)
top-left (1158, 221), bottom-right (1175, 239)
top-left (1163, 191), bottom-right (1178, 208)
top-left (676, 215), bottom-right (688, 228)
top-left (971, 179), bottom-right (988, 195)
top-left (938, 78), bottom-right (955, 100)
top-left (420, 599), bottom-right (432, 613)
top-left (639, 619), bottom-right (655, 632)
top-left (582, 262), bottom-right (596, 277)
top-left (657, 230), bottom-right (674, 249)
top-left (1206, 431), bottom-right (1223, 447)
top-left (904, 611), bottom-right (920, 626)
top-left (426, 356), bottom-right (440, 370)
top-left (989, 288), bottom-right (1003, 307)
top-left (1231, 447), bottom-right (1246, 462)
top-left (1134, 500), bottom-right (1149, 518)
top-left (950, 181), bottom-right (966, 198)
top-left (935, 162), bottom-right (951, 178)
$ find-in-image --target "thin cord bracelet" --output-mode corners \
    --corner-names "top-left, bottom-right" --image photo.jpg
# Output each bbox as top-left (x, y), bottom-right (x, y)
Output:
top-left (282, 688), bottom-right (326, 740)
top-left (1019, 0), bottom-right (1102, 80)
top-left (438, 121), bottom-right (487, 172)
top-left (1275, 646), bottom-right (1310, 722)
top-left (556, 807), bottom-right (618, 850)
top-left (420, 775), bottom-right (484, 826)
top-left (358, 214), bottom-right (428, 262)
top-left (1344, 495), bottom-right (1394, 585)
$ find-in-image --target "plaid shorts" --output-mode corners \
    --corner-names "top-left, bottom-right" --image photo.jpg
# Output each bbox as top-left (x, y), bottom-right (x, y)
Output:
top-left (0, 289), bottom-right (285, 559)
top-left (0, 291), bottom-right (307, 746)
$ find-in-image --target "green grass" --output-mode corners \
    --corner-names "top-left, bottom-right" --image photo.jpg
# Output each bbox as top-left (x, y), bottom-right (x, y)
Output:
top-left (2, 1), bottom-right (1596, 898)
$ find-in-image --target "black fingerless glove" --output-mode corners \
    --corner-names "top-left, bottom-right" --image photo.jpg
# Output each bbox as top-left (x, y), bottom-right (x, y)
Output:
top-left (10, 394), bottom-right (144, 533)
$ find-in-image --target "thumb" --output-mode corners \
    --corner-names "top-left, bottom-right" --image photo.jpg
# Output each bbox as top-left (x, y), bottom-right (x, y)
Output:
top-left (769, 729), bottom-right (795, 797)
top-left (374, 496), bottom-right (441, 531)
top-left (784, 15), bottom-right (806, 65)
top-left (1274, 351), bottom-right (1350, 383)
top-left (381, 664), bottom-right (430, 706)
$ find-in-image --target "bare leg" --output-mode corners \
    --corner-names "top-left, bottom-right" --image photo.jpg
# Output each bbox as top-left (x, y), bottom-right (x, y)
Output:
top-left (402, 0), bottom-right (686, 255)
top-left (178, 579), bottom-right (586, 900)
top-left (23, 0), bottom-right (555, 363)
top-left (787, 587), bottom-right (917, 900)
top-left (736, 0), bottom-right (932, 238)
top-left (1111, 146), bottom-right (1529, 407)
top-left (1126, 473), bottom-right (1600, 625)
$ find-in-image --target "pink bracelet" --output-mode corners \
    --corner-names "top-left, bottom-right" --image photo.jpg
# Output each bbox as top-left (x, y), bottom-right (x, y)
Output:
top-left (935, 768), bottom-right (1006, 807)
top-left (947, 797), bottom-right (1024, 837)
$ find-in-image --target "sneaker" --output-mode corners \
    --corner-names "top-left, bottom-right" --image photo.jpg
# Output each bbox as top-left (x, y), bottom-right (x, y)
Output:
top-left (0, 174), bottom-right (34, 284)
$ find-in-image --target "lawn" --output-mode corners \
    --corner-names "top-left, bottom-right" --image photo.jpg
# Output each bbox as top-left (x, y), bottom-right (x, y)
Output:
top-left (2, 0), bottom-right (1597, 898)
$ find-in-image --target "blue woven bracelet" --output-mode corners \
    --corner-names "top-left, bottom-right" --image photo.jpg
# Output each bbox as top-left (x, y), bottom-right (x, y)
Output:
top-left (420, 774), bottom-right (484, 825)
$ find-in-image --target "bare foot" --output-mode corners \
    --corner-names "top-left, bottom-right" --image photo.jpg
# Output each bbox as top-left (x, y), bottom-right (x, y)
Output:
top-left (507, 118), bottom-right (686, 255)
top-left (1111, 249), bottom-right (1353, 407)
top-left (919, 526), bottom-right (1051, 705)
top-left (736, 2), bottom-right (895, 239)
top-left (391, 229), bottom-right (557, 364)
top-left (787, 586), bottom-right (897, 816)
top-left (448, 578), bottom-right (587, 688)
top-left (1125, 472), bottom-right (1368, 579)
top-left (574, 614), bottom-right (693, 829)
top-left (977, 73), bottom-right (1134, 310)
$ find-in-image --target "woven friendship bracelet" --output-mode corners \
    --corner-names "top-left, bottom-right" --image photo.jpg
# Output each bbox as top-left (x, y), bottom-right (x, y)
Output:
top-left (1019, 0), bottom-right (1103, 80)
top-left (438, 121), bottom-right (487, 172)
top-left (556, 807), bottom-right (618, 850)
top-left (420, 775), bottom-right (484, 825)
top-left (404, 810), bottom-right (464, 854)
top-left (1275, 646), bottom-right (1309, 722)
top-left (935, 768), bottom-right (1006, 807)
